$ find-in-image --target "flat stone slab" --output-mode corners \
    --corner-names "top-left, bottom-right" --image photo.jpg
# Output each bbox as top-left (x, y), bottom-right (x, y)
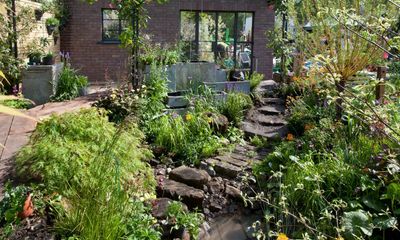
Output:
top-left (158, 179), bottom-right (205, 209)
top-left (205, 158), bottom-right (242, 178)
top-left (169, 166), bottom-right (211, 189)
top-left (242, 121), bottom-right (288, 139)
top-left (260, 98), bottom-right (285, 105)
top-left (258, 105), bottom-right (285, 115)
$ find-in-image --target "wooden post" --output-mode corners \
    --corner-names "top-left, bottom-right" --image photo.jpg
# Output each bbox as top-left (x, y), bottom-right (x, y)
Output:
top-left (376, 67), bottom-right (387, 103)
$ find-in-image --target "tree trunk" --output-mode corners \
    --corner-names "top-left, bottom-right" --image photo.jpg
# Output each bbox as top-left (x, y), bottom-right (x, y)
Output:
top-left (335, 79), bottom-right (346, 120)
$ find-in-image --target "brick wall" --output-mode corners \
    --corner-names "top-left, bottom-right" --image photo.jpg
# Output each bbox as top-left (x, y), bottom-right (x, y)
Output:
top-left (61, 0), bottom-right (274, 83)
top-left (61, 0), bottom-right (129, 84)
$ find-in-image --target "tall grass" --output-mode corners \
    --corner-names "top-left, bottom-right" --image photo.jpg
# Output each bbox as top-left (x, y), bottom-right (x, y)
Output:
top-left (16, 108), bottom-right (155, 239)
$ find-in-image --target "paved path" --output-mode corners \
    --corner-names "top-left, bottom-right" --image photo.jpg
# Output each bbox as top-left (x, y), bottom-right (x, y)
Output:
top-left (0, 93), bottom-right (102, 195)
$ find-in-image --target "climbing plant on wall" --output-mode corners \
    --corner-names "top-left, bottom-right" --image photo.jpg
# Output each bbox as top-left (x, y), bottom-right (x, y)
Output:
top-left (85, 0), bottom-right (168, 86)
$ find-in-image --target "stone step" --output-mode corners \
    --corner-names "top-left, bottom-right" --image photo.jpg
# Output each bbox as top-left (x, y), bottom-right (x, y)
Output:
top-left (255, 80), bottom-right (279, 96)
top-left (257, 105), bottom-right (285, 115)
top-left (260, 97), bottom-right (285, 105)
top-left (252, 114), bottom-right (287, 127)
top-left (169, 166), bottom-right (211, 189)
top-left (157, 179), bottom-right (205, 209)
top-left (242, 121), bottom-right (288, 139)
top-left (204, 158), bottom-right (242, 178)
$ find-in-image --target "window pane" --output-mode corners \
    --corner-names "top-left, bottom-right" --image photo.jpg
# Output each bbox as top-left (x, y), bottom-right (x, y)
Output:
top-left (181, 11), bottom-right (196, 41)
top-left (103, 9), bottom-right (119, 20)
top-left (199, 52), bottom-right (214, 62)
top-left (103, 20), bottom-right (120, 32)
top-left (237, 13), bottom-right (253, 42)
top-left (218, 12), bottom-right (235, 44)
top-left (236, 43), bottom-right (252, 69)
top-left (199, 12), bottom-right (216, 42)
top-left (104, 31), bottom-right (120, 40)
top-left (199, 42), bottom-right (212, 52)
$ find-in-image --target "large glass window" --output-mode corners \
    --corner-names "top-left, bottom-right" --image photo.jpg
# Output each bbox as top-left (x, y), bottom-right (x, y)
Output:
top-left (102, 9), bottom-right (125, 42)
top-left (180, 11), bottom-right (254, 71)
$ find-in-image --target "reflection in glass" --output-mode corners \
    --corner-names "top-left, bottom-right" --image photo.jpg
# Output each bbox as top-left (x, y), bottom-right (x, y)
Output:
top-left (237, 13), bottom-right (253, 42)
top-left (181, 11), bottom-right (196, 41)
top-left (199, 12), bottom-right (216, 41)
top-left (236, 43), bottom-right (252, 69)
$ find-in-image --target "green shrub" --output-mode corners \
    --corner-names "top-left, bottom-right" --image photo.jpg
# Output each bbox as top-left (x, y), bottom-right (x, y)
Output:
top-left (249, 72), bottom-right (264, 92)
top-left (0, 98), bottom-right (33, 109)
top-left (51, 65), bottom-right (88, 101)
top-left (93, 88), bottom-right (142, 123)
top-left (218, 92), bottom-right (253, 127)
top-left (16, 108), bottom-right (156, 239)
top-left (167, 201), bottom-right (203, 239)
top-left (148, 112), bottom-right (222, 164)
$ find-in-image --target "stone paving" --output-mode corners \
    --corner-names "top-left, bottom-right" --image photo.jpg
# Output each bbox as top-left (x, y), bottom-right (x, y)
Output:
top-left (0, 92), bottom-right (103, 196)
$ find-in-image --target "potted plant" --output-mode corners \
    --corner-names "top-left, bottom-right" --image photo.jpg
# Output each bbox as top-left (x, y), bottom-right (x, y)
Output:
top-left (42, 52), bottom-right (54, 65)
top-left (34, 9), bottom-right (44, 20)
top-left (27, 49), bottom-right (43, 65)
top-left (45, 17), bottom-right (60, 35)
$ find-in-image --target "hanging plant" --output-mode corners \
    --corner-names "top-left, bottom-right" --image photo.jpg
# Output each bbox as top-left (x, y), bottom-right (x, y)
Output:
top-left (45, 17), bottom-right (60, 35)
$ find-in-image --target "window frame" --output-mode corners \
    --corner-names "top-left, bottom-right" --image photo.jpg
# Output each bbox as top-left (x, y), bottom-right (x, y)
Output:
top-left (101, 8), bottom-right (123, 43)
top-left (180, 10), bottom-right (255, 72)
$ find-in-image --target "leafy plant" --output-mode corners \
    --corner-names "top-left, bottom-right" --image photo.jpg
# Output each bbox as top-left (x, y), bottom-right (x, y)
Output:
top-left (16, 108), bottom-right (156, 239)
top-left (51, 65), bottom-right (88, 101)
top-left (167, 201), bottom-right (203, 239)
top-left (93, 88), bottom-right (142, 123)
top-left (249, 72), bottom-right (264, 92)
top-left (218, 92), bottom-right (253, 127)
top-left (45, 17), bottom-right (60, 27)
top-left (0, 184), bottom-right (29, 234)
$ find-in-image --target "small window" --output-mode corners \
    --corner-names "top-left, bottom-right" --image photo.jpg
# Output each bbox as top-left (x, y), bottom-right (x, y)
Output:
top-left (102, 9), bottom-right (125, 42)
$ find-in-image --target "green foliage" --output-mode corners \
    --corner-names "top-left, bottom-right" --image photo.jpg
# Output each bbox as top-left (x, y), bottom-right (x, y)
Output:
top-left (342, 210), bottom-right (373, 239)
top-left (51, 65), bottom-right (88, 101)
top-left (167, 201), bottom-right (203, 239)
top-left (249, 72), bottom-right (264, 92)
top-left (0, 98), bottom-right (33, 109)
top-left (16, 108), bottom-right (156, 239)
top-left (140, 64), bottom-right (169, 128)
top-left (218, 92), bottom-right (253, 127)
top-left (93, 88), bottom-right (142, 123)
top-left (45, 17), bottom-right (60, 27)
top-left (124, 201), bottom-right (161, 240)
top-left (139, 42), bottom-right (185, 66)
top-left (0, 184), bottom-right (28, 230)
top-left (252, 81), bottom-right (400, 238)
top-left (147, 112), bottom-right (222, 165)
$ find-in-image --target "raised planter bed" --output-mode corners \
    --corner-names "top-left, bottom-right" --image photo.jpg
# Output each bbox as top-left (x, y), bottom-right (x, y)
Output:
top-left (203, 81), bottom-right (250, 94)
top-left (22, 63), bottom-right (64, 105)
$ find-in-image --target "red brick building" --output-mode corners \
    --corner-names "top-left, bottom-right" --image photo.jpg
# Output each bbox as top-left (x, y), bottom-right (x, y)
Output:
top-left (61, 0), bottom-right (275, 83)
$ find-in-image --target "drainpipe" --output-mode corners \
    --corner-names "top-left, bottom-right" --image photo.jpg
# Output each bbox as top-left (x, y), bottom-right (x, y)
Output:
top-left (11, 0), bottom-right (18, 59)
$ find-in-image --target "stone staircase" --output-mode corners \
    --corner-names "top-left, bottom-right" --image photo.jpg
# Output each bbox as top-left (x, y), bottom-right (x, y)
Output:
top-left (241, 80), bottom-right (288, 139)
top-left (155, 142), bottom-right (269, 239)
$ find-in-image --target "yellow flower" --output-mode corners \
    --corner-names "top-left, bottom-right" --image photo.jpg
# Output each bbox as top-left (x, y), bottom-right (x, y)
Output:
top-left (336, 237), bottom-right (344, 240)
top-left (277, 233), bottom-right (289, 240)
top-left (207, 117), bottom-right (213, 123)
top-left (286, 133), bottom-right (294, 141)
top-left (185, 114), bottom-right (192, 121)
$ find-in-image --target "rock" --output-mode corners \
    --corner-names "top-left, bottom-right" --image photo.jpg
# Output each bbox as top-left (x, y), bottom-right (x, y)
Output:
top-left (198, 221), bottom-right (211, 240)
top-left (205, 158), bottom-right (242, 178)
top-left (181, 229), bottom-right (191, 240)
top-left (151, 198), bottom-right (188, 219)
top-left (225, 185), bottom-right (242, 200)
top-left (207, 178), bottom-right (224, 194)
top-left (208, 196), bottom-right (227, 212)
top-left (205, 112), bottom-right (229, 133)
top-left (200, 161), bottom-right (216, 177)
top-left (158, 179), bottom-right (205, 209)
top-left (169, 166), bottom-right (211, 189)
